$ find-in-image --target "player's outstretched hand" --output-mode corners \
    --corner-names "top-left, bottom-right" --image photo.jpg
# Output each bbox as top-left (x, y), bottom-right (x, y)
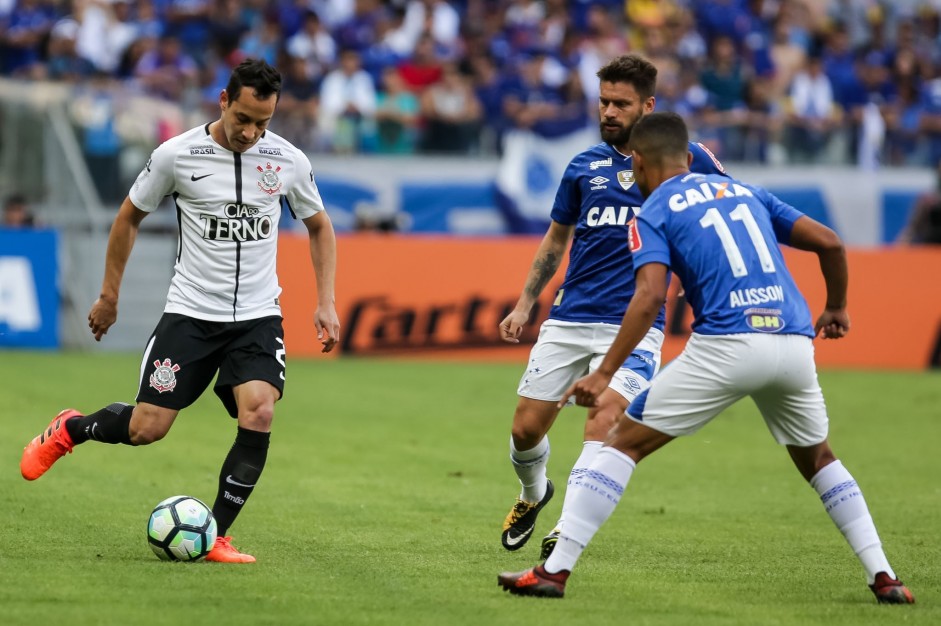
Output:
top-left (558, 371), bottom-right (610, 408)
top-left (314, 305), bottom-right (341, 353)
top-left (88, 296), bottom-right (118, 342)
top-left (814, 308), bottom-right (850, 339)
top-left (499, 310), bottom-right (530, 344)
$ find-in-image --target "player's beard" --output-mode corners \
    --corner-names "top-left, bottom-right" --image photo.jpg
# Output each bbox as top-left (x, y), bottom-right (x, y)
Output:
top-left (599, 120), bottom-right (633, 148)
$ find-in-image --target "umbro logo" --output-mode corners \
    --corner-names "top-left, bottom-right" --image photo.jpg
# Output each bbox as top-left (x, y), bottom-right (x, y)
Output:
top-left (191, 172), bottom-right (213, 182)
top-left (589, 175), bottom-right (609, 190)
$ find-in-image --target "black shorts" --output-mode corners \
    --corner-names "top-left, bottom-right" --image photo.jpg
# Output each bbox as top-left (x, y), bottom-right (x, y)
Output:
top-left (136, 313), bottom-right (286, 418)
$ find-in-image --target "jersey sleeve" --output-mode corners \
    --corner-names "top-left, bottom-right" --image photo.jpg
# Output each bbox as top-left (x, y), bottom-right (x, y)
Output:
top-left (549, 159), bottom-right (581, 225)
top-left (754, 186), bottom-right (806, 245)
top-left (129, 142), bottom-right (177, 212)
top-left (630, 192), bottom-right (672, 270)
top-left (689, 142), bottom-right (729, 178)
top-left (284, 150), bottom-right (325, 220)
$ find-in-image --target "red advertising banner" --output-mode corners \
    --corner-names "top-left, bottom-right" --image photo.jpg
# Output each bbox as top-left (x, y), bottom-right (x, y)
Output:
top-left (277, 234), bottom-right (941, 369)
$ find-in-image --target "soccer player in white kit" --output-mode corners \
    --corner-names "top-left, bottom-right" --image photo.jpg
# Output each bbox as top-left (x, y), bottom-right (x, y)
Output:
top-left (498, 54), bottom-right (728, 556)
top-left (498, 112), bottom-right (914, 604)
top-left (20, 59), bottom-right (340, 564)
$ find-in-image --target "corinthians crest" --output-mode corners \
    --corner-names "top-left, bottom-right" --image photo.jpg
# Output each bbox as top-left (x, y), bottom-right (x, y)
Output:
top-left (257, 162), bottom-right (282, 195)
top-left (150, 358), bottom-right (181, 393)
top-left (617, 170), bottom-right (635, 190)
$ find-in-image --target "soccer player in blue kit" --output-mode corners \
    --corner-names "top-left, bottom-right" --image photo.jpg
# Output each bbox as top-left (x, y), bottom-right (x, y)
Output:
top-left (497, 112), bottom-right (915, 604)
top-left (498, 54), bottom-right (728, 556)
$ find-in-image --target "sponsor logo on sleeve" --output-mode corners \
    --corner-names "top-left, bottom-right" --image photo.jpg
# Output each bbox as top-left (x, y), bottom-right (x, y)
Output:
top-left (627, 218), bottom-right (642, 252)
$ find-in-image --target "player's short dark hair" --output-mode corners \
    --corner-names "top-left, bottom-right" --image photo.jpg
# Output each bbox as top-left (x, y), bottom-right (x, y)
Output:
top-left (226, 59), bottom-right (282, 103)
top-left (630, 112), bottom-right (689, 163)
top-left (596, 54), bottom-right (658, 100)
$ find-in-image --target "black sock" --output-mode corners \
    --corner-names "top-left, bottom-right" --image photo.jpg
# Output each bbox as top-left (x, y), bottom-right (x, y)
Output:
top-left (212, 427), bottom-right (270, 537)
top-left (65, 402), bottom-right (135, 445)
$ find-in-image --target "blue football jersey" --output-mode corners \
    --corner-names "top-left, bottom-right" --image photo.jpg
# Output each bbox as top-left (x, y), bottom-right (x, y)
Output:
top-left (630, 172), bottom-right (815, 337)
top-left (549, 141), bottom-right (727, 327)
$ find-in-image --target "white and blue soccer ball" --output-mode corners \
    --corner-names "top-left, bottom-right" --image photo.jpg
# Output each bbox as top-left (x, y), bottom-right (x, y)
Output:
top-left (147, 495), bottom-right (217, 561)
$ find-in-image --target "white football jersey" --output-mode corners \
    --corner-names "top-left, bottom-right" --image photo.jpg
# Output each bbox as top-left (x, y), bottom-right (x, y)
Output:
top-left (129, 124), bottom-right (325, 322)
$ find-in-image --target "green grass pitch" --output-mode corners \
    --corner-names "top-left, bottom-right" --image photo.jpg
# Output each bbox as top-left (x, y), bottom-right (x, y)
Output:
top-left (0, 352), bottom-right (938, 625)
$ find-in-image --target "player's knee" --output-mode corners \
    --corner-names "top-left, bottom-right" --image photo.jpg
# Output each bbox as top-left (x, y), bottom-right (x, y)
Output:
top-left (510, 421), bottom-right (546, 450)
top-left (239, 403), bottom-right (274, 431)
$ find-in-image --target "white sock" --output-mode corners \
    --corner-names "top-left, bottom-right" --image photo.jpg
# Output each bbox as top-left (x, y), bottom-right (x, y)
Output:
top-left (510, 436), bottom-right (550, 503)
top-left (544, 446), bottom-right (635, 574)
top-left (810, 460), bottom-right (894, 584)
top-left (554, 441), bottom-right (603, 532)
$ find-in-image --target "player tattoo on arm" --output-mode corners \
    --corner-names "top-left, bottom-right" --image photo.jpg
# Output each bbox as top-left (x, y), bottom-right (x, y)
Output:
top-left (524, 250), bottom-right (562, 301)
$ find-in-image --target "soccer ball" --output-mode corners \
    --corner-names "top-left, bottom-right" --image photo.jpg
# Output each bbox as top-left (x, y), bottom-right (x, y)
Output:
top-left (147, 495), bottom-right (218, 561)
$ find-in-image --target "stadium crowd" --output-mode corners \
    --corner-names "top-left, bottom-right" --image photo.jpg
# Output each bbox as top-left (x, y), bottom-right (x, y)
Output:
top-left (3, 0), bottom-right (941, 167)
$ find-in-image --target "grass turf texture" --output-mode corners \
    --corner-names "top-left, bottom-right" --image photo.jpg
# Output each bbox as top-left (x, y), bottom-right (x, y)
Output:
top-left (0, 352), bottom-right (937, 626)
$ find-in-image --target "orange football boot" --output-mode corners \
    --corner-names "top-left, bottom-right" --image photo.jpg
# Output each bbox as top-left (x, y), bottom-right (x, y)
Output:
top-left (205, 536), bottom-right (256, 563)
top-left (21, 409), bottom-right (81, 480)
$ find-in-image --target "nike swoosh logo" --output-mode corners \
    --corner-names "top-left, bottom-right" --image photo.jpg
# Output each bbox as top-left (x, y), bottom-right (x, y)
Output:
top-left (225, 475), bottom-right (255, 488)
top-left (191, 173), bottom-right (213, 181)
top-left (504, 527), bottom-right (533, 547)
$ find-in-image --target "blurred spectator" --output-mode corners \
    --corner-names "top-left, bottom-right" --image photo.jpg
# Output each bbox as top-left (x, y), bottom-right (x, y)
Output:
top-left (897, 160), bottom-right (941, 245)
top-left (2, 194), bottom-right (36, 228)
top-left (71, 73), bottom-right (124, 203)
top-left (397, 33), bottom-right (443, 92)
top-left (374, 66), bottom-right (419, 154)
top-left (403, 0), bottom-right (460, 50)
top-left (272, 54), bottom-right (321, 152)
top-left (318, 47), bottom-right (377, 153)
top-left (238, 12), bottom-right (282, 66)
top-left (0, 0), bottom-right (56, 77)
top-left (503, 51), bottom-right (587, 138)
top-left (419, 62), bottom-right (482, 153)
top-left (208, 0), bottom-right (251, 60)
top-left (134, 33), bottom-right (199, 101)
top-left (699, 35), bottom-right (748, 160)
top-left (884, 86), bottom-right (921, 165)
top-left (286, 9), bottom-right (337, 76)
top-left (164, 0), bottom-right (212, 64)
top-left (783, 54), bottom-right (842, 163)
top-left (334, 0), bottom-right (386, 52)
top-left (919, 68), bottom-right (941, 167)
top-left (467, 52), bottom-right (508, 153)
top-left (45, 18), bottom-right (94, 82)
top-left (74, 0), bottom-right (139, 75)
top-left (768, 13), bottom-right (807, 103)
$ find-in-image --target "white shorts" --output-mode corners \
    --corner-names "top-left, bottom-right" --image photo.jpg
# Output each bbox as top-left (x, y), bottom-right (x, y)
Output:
top-left (627, 333), bottom-right (829, 447)
top-left (517, 320), bottom-right (664, 404)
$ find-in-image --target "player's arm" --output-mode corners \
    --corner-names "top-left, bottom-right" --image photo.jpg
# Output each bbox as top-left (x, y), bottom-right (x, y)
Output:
top-left (787, 215), bottom-right (850, 339)
top-left (499, 219), bottom-right (574, 343)
top-left (88, 196), bottom-right (149, 341)
top-left (302, 210), bottom-right (340, 353)
top-left (559, 262), bottom-right (668, 407)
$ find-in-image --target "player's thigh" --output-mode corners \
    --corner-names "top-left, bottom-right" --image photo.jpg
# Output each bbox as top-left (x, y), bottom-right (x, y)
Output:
top-left (591, 326), bottom-right (664, 404)
top-left (215, 316), bottom-right (286, 418)
top-left (517, 321), bottom-right (595, 402)
top-left (627, 334), bottom-right (748, 437)
top-left (752, 335), bottom-right (829, 447)
top-left (136, 313), bottom-right (225, 412)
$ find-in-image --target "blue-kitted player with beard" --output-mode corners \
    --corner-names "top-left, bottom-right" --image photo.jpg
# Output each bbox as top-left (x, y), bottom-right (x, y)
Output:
top-left (498, 54), bottom-right (729, 557)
